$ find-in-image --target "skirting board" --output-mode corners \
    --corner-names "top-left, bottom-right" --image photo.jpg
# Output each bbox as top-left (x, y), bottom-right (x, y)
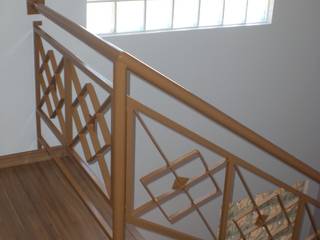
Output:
top-left (0, 146), bottom-right (66, 169)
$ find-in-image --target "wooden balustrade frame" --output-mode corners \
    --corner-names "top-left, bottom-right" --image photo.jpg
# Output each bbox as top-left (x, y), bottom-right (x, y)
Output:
top-left (28, 1), bottom-right (320, 239)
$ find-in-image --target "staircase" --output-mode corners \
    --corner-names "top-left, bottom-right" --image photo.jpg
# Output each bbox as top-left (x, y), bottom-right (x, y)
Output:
top-left (0, 0), bottom-right (319, 239)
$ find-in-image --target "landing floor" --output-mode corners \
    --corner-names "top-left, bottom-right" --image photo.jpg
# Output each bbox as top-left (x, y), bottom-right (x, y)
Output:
top-left (0, 160), bottom-right (109, 240)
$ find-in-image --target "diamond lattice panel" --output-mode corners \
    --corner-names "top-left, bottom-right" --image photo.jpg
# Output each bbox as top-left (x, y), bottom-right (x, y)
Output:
top-left (70, 64), bottom-right (112, 196)
top-left (37, 43), bottom-right (65, 134)
top-left (141, 149), bottom-right (222, 224)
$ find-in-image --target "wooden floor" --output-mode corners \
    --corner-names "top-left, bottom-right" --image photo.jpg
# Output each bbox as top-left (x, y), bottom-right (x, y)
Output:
top-left (59, 156), bottom-right (142, 240)
top-left (0, 160), bottom-right (109, 240)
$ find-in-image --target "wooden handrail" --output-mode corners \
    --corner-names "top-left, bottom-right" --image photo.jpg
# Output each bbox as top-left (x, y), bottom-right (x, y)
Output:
top-left (29, 1), bottom-right (320, 184)
top-left (31, 1), bottom-right (122, 61)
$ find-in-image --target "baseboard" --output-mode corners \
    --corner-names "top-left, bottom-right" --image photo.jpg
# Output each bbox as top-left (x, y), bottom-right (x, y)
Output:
top-left (0, 146), bottom-right (66, 169)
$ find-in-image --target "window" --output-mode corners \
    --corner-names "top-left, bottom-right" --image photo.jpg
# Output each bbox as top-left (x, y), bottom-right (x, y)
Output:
top-left (87, 0), bottom-right (275, 35)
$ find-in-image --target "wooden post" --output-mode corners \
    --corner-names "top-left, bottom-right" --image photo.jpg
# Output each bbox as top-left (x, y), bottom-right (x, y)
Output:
top-left (33, 21), bottom-right (42, 149)
top-left (111, 55), bottom-right (128, 240)
top-left (64, 58), bottom-right (73, 148)
top-left (27, 0), bottom-right (44, 15)
top-left (292, 199), bottom-right (305, 240)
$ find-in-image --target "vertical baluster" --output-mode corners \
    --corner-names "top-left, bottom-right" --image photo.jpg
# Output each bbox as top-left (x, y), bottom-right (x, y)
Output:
top-left (64, 57), bottom-right (73, 147)
top-left (125, 99), bottom-right (137, 213)
top-left (305, 203), bottom-right (320, 239)
top-left (112, 54), bottom-right (128, 240)
top-left (219, 159), bottom-right (235, 240)
top-left (33, 21), bottom-right (42, 149)
top-left (292, 199), bottom-right (305, 240)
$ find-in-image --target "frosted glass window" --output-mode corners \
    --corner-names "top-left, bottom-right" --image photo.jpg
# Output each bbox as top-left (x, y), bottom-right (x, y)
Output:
top-left (116, 1), bottom-right (144, 33)
top-left (173, 0), bottom-right (199, 28)
top-left (247, 0), bottom-right (270, 24)
top-left (146, 0), bottom-right (173, 30)
top-left (86, 0), bottom-right (275, 35)
top-left (224, 0), bottom-right (248, 25)
top-left (87, 2), bottom-right (115, 34)
top-left (199, 0), bottom-right (224, 27)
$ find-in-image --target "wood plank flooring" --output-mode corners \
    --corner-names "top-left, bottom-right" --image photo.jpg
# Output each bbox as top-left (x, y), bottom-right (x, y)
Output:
top-left (60, 156), bottom-right (143, 240)
top-left (0, 160), bottom-right (110, 240)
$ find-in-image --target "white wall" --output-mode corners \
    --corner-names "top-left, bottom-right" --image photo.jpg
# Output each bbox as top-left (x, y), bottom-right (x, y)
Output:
top-left (0, 0), bottom-right (86, 154)
top-left (0, 1), bottom-right (37, 153)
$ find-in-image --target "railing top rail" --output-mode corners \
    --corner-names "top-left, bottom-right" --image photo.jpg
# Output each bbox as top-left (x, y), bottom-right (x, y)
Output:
top-left (31, 1), bottom-right (123, 61)
top-left (30, 1), bottom-right (320, 184)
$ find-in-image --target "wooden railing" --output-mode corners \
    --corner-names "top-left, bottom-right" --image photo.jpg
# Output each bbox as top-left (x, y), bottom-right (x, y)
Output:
top-left (28, 0), bottom-right (320, 239)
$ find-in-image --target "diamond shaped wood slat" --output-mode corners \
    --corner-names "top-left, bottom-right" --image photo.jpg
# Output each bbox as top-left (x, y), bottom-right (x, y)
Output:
top-left (172, 176), bottom-right (189, 190)
top-left (305, 204), bottom-right (320, 240)
top-left (228, 168), bottom-right (311, 240)
top-left (135, 109), bottom-right (222, 238)
top-left (69, 64), bottom-right (112, 196)
top-left (140, 149), bottom-right (222, 225)
top-left (232, 195), bottom-right (295, 239)
top-left (37, 40), bottom-right (65, 133)
top-left (234, 166), bottom-right (274, 239)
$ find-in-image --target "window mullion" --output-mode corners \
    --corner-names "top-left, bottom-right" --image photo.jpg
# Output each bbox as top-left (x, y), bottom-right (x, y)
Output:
top-left (171, 0), bottom-right (175, 28)
top-left (221, 0), bottom-right (226, 25)
top-left (197, 0), bottom-right (201, 27)
top-left (266, 0), bottom-right (272, 21)
top-left (114, 0), bottom-right (117, 33)
top-left (244, 0), bottom-right (250, 24)
top-left (144, 0), bottom-right (147, 31)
